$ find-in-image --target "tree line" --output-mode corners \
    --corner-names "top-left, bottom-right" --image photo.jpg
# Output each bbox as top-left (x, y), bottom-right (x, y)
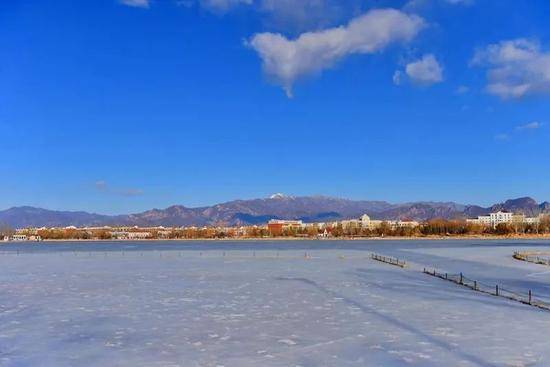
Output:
top-left (4, 216), bottom-right (550, 240)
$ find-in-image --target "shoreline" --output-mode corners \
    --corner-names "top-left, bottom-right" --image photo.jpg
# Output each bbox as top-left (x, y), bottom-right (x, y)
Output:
top-left (7, 234), bottom-right (550, 243)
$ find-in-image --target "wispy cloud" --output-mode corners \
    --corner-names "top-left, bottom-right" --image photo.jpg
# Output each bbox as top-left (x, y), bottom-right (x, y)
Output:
top-left (516, 121), bottom-right (543, 131)
top-left (248, 8), bottom-right (425, 97)
top-left (495, 121), bottom-right (544, 142)
top-left (119, 0), bottom-right (150, 8)
top-left (95, 181), bottom-right (144, 197)
top-left (393, 70), bottom-right (403, 85)
top-left (472, 38), bottom-right (550, 99)
top-left (404, 0), bottom-right (474, 12)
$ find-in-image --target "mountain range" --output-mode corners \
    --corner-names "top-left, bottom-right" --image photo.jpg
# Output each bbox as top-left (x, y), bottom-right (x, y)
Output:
top-left (0, 195), bottom-right (548, 228)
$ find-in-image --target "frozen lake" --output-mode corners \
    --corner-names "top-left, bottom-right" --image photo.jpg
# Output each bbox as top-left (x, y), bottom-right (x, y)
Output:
top-left (2, 240), bottom-right (550, 366)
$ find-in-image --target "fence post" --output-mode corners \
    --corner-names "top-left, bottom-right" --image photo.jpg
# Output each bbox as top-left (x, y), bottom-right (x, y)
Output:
top-left (474, 281), bottom-right (477, 290)
top-left (460, 273), bottom-right (463, 284)
top-left (445, 273), bottom-right (448, 280)
top-left (496, 285), bottom-right (499, 296)
top-left (529, 290), bottom-right (532, 304)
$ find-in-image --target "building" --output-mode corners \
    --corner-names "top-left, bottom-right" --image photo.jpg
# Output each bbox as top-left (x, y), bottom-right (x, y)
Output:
top-left (110, 231), bottom-right (129, 240)
top-left (360, 214), bottom-right (384, 230)
top-left (358, 214), bottom-right (419, 230)
top-left (267, 219), bottom-right (303, 235)
top-left (396, 220), bottom-right (420, 228)
top-left (9, 234), bottom-right (28, 241)
top-left (340, 219), bottom-right (361, 229)
top-left (128, 232), bottom-right (152, 240)
top-left (467, 211), bottom-right (541, 227)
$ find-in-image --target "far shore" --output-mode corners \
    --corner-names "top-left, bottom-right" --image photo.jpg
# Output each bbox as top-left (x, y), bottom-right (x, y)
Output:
top-left (7, 234), bottom-right (550, 243)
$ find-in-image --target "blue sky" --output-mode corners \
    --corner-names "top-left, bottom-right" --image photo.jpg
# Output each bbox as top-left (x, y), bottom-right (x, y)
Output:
top-left (1, 0), bottom-right (550, 214)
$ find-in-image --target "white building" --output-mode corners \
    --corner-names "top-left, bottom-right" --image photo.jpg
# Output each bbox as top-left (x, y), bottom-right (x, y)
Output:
top-left (360, 214), bottom-right (384, 230)
top-left (396, 220), bottom-right (420, 228)
top-left (127, 232), bottom-right (152, 240)
top-left (10, 234), bottom-right (28, 241)
top-left (467, 211), bottom-right (541, 227)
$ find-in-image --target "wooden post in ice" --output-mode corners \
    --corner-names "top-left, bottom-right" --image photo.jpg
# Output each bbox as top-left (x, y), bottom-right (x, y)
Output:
top-left (474, 281), bottom-right (477, 291)
top-left (495, 285), bottom-right (499, 296)
top-left (459, 273), bottom-right (463, 284)
top-left (529, 290), bottom-right (532, 304)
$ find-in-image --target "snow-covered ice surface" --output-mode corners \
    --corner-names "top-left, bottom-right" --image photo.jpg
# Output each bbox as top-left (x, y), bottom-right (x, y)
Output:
top-left (1, 240), bottom-right (550, 366)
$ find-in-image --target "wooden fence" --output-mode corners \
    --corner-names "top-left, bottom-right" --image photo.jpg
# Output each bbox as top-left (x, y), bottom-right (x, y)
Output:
top-left (371, 253), bottom-right (406, 268)
top-left (423, 268), bottom-right (550, 311)
top-left (513, 251), bottom-right (550, 266)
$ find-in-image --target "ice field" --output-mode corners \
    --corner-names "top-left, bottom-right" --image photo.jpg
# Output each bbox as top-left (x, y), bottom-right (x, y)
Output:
top-left (2, 240), bottom-right (550, 367)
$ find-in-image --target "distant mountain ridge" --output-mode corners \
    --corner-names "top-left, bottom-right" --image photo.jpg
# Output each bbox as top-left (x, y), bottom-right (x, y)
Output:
top-left (0, 195), bottom-right (548, 228)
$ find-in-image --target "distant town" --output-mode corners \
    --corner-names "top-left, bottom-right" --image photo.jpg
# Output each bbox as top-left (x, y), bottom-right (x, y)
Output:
top-left (3, 211), bottom-right (550, 242)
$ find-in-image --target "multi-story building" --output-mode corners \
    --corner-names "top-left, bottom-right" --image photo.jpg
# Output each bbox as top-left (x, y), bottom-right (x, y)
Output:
top-left (267, 219), bottom-right (303, 235)
top-left (467, 211), bottom-right (542, 227)
top-left (359, 214), bottom-right (418, 230)
top-left (7, 234), bottom-right (28, 241)
top-left (396, 220), bottom-right (420, 228)
top-left (360, 214), bottom-right (383, 230)
top-left (127, 232), bottom-right (152, 240)
top-left (341, 219), bottom-right (361, 229)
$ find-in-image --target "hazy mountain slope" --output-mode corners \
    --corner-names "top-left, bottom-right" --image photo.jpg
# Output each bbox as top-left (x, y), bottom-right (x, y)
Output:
top-left (1, 195), bottom-right (548, 228)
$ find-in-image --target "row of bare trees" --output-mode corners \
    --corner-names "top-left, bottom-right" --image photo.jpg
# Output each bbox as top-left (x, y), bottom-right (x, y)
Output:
top-left (6, 216), bottom-right (550, 240)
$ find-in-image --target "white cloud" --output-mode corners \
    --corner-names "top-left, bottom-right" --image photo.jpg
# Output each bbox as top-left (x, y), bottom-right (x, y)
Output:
top-left (248, 8), bottom-right (425, 97)
top-left (405, 54), bottom-right (443, 85)
top-left (119, 0), bottom-right (150, 8)
top-left (199, 0), bottom-right (252, 12)
top-left (393, 70), bottom-right (403, 85)
top-left (472, 38), bottom-right (550, 99)
top-left (516, 121), bottom-right (543, 131)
